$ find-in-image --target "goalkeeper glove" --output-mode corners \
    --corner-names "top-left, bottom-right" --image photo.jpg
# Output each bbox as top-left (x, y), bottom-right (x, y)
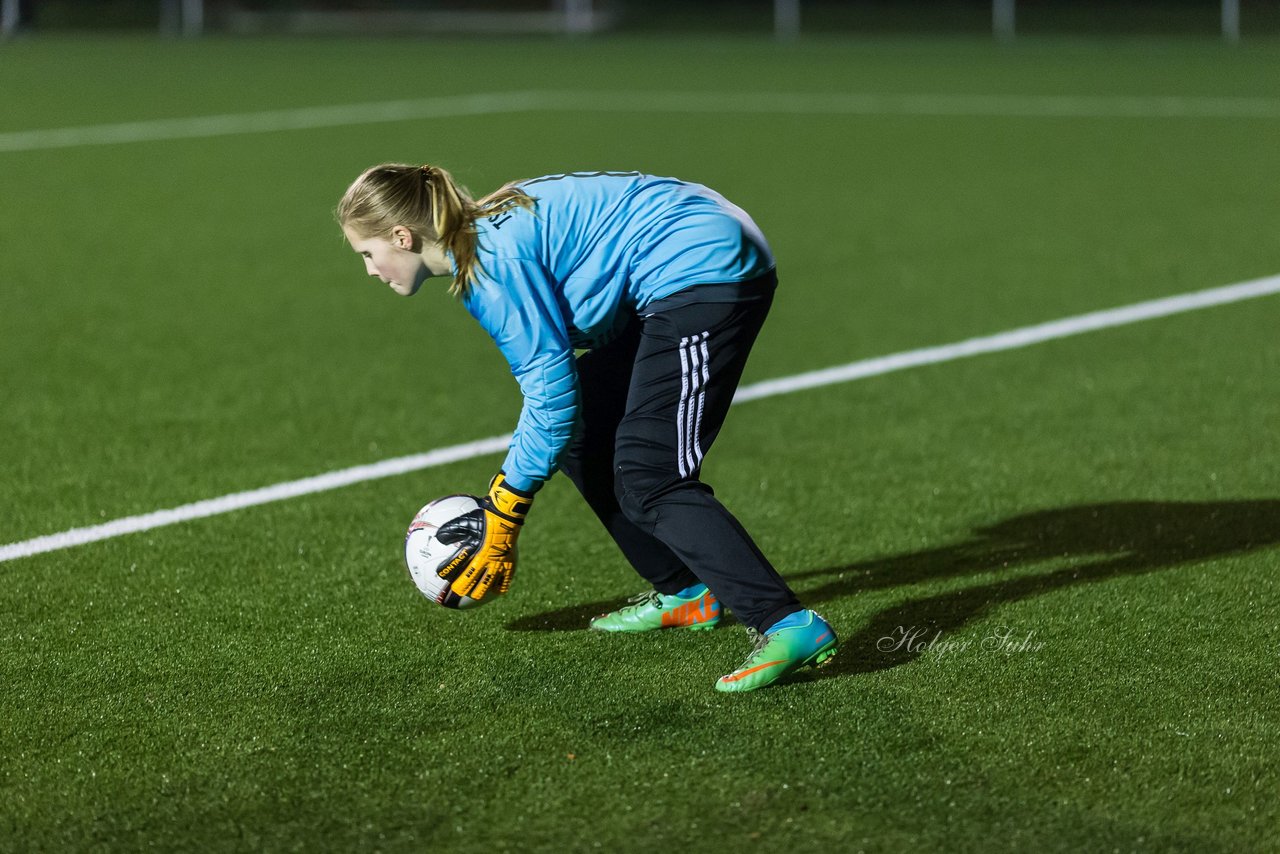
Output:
top-left (435, 473), bottom-right (533, 602)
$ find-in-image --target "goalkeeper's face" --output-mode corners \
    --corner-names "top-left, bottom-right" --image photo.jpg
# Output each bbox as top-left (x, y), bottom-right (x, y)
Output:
top-left (343, 225), bottom-right (430, 297)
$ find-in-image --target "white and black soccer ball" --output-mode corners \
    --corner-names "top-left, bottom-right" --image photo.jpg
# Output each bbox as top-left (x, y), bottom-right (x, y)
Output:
top-left (404, 494), bottom-right (486, 610)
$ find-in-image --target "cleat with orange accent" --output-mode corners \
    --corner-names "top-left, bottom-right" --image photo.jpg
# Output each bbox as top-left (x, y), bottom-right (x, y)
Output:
top-left (589, 585), bottom-right (721, 632)
top-left (715, 610), bottom-right (837, 693)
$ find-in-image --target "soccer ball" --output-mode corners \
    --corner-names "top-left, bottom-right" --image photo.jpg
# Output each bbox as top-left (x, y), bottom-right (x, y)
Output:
top-left (404, 494), bottom-right (485, 610)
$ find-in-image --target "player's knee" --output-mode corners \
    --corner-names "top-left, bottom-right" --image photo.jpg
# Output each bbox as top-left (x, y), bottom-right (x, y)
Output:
top-left (614, 463), bottom-right (664, 531)
top-left (615, 460), bottom-right (713, 533)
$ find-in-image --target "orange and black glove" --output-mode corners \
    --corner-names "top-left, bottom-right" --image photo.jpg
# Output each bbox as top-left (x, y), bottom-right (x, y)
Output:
top-left (435, 473), bottom-right (533, 603)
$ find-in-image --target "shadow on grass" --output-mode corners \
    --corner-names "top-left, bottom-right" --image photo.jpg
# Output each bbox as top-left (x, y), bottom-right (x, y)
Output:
top-left (810, 499), bottom-right (1280, 677)
top-left (505, 595), bottom-right (632, 632)
top-left (508, 501), bottom-right (1280, 677)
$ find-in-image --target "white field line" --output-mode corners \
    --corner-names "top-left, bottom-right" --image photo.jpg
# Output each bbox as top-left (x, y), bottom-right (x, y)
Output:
top-left (734, 273), bottom-right (1280, 403)
top-left (3, 89), bottom-right (1280, 153)
top-left (0, 92), bottom-right (546, 153)
top-left (2, 272), bottom-right (1278, 565)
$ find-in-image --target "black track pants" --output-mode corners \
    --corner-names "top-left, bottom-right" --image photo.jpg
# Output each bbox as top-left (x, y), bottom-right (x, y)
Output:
top-left (558, 273), bottom-right (801, 633)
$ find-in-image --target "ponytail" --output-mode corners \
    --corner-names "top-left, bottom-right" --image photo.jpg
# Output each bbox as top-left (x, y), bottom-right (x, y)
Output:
top-left (336, 163), bottom-right (535, 297)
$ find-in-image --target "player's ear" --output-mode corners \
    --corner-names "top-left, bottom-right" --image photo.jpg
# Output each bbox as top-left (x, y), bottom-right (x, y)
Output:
top-left (390, 225), bottom-right (416, 251)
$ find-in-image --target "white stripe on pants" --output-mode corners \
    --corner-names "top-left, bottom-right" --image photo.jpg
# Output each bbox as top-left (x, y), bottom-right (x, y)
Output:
top-left (677, 332), bottom-right (711, 477)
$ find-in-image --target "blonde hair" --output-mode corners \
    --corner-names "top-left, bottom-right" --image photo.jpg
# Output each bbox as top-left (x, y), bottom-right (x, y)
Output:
top-left (335, 163), bottom-right (535, 297)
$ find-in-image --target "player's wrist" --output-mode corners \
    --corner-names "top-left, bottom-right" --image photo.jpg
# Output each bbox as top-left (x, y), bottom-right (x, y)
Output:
top-left (485, 472), bottom-right (534, 524)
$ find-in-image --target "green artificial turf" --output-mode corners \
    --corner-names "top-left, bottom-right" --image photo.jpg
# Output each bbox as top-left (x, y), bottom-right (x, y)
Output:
top-left (1, 34), bottom-right (1278, 852)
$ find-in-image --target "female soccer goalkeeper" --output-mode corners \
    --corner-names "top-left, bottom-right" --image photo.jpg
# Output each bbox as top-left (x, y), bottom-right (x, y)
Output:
top-left (337, 165), bottom-right (836, 692)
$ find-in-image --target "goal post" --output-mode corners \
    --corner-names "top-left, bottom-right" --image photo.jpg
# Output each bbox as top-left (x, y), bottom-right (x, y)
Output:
top-left (181, 0), bottom-right (202, 36)
top-left (221, 0), bottom-right (608, 36)
top-left (774, 0), bottom-right (800, 41)
top-left (159, 0), bottom-right (203, 36)
top-left (1, 0), bottom-right (21, 37)
top-left (1222, 0), bottom-right (1241, 42)
top-left (993, 0), bottom-right (1015, 40)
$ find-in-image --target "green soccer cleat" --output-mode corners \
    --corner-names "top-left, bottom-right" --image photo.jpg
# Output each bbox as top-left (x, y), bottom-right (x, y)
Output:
top-left (715, 610), bottom-right (838, 693)
top-left (589, 585), bottom-right (721, 632)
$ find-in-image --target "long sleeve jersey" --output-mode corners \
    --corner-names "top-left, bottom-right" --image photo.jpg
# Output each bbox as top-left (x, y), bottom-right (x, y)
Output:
top-left (458, 171), bottom-right (775, 493)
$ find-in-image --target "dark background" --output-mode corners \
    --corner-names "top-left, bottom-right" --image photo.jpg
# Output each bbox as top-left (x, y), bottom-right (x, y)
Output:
top-left (13, 0), bottom-right (1280, 36)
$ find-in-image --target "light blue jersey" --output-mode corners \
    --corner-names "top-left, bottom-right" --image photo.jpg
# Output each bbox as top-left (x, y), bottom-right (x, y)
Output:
top-left (458, 172), bottom-right (775, 493)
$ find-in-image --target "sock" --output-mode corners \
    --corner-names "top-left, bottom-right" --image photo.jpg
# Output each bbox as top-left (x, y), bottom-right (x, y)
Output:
top-left (674, 583), bottom-right (708, 599)
top-left (764, 609), bottom-right (811, 634)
